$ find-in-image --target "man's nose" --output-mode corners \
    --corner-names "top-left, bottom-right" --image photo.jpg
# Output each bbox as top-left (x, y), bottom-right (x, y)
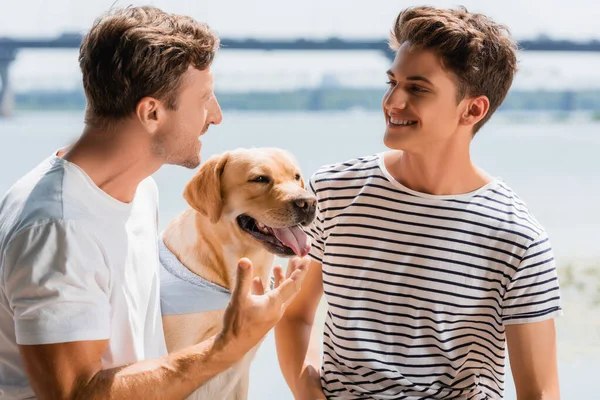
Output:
top-left (210, 96), bottom-right (223, 125)
top-left (383, 86), bottom-right (408, 110)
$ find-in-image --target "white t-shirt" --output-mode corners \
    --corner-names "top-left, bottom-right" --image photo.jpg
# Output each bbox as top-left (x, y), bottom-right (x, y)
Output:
top-left (0, 154), bottom-right (167, 399)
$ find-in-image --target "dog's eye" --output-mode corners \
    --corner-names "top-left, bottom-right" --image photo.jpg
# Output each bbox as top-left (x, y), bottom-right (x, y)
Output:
top-left (294, 174), bottom-right (301, 181)
top-left (249, 175), bottom-right (270, 184)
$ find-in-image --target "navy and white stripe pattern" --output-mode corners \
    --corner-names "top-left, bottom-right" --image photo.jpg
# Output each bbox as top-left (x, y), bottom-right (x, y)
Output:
top-left (306, 153), bottom-right (561, 400)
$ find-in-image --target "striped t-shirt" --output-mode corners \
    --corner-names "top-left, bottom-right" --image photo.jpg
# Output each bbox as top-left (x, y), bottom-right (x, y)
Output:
top-left (305, 153), bottom-right (562, 400)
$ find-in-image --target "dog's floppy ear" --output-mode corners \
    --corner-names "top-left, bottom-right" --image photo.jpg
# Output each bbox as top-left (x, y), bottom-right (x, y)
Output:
top-left (183, 152), bottom-right (229, 223)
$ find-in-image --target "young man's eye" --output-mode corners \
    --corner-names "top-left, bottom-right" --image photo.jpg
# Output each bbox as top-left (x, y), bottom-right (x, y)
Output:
top-left (411, 85), bottom-right (428, 93)
top-left (386, 80), bottom-right (396, 86)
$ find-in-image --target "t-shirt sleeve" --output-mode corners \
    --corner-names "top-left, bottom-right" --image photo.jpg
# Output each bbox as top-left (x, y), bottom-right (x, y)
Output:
top-left (502, 231), bottom-right (562, 325)
top-left (3, 221), bottom-right (111, 345)
top-left (305, 173), bottom-right (326, 263)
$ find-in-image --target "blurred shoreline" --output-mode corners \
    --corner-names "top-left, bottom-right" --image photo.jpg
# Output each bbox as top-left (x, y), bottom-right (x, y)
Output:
top-left (9, 87), bottom-right (600, 116)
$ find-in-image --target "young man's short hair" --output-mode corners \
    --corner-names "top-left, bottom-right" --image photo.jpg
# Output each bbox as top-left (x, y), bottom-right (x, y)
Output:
top-left (390, 6), bottom-right (519, 133)
top-left (79, 6), bottom-right (219, 127)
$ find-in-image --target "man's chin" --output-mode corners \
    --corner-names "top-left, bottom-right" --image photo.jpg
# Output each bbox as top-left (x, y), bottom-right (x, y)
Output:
top-left (383, 131), bottom-right (408, 150)
top-left (170, 150), bottom-right (201, 169)
top-left (183, 153), bottom-right (201, 169)
top-left (183, 142), bottom-right (202, 169)
top-left (183, 159), bottom-right (201, 169)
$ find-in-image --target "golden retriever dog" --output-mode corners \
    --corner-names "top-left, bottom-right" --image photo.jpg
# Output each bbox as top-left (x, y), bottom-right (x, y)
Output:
top-left (161, 148), bottom-right (316, 400)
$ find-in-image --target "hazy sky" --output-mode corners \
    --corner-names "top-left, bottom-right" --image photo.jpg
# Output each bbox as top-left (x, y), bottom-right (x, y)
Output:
top-left (1, 0), bottom-right (599, 40)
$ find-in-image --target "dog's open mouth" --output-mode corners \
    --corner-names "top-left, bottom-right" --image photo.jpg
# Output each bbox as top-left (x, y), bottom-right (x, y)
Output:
top-left (236, 215), bottom-right (311, 257)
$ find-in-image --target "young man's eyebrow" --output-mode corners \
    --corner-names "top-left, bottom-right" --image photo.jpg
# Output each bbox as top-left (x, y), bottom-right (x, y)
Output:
top-left (385, 71), bottom-right (433, 86)
top-left (406, 75), bottom-right (433, 85)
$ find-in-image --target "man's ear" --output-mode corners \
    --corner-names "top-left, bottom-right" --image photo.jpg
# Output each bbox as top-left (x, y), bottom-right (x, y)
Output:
top-left (460, 95), bottom-right (490, 129)
top-left (136, 96), bottom-right (163, 135)
top-left (183, 152), bottom-right (229, 223)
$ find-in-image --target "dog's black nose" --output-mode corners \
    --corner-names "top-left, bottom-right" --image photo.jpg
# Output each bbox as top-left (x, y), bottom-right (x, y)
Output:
top-left (293, 196), bottom-right (317, 223)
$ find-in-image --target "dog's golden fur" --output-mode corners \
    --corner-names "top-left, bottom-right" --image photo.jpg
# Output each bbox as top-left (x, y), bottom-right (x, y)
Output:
top-left (161, 148), bottom-right (315, 399)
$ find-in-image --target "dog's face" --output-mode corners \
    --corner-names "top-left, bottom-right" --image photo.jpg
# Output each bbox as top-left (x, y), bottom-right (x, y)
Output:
top-left (183, 148), bottom-right (316, 257)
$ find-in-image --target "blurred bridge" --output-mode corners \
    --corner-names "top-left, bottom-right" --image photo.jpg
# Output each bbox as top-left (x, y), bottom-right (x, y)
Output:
top-left (2, 33), bottom-right (600, 116)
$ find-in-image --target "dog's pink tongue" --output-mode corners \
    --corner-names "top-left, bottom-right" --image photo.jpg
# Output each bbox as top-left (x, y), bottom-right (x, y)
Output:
top-left (272, 225), bottom-right (311, 257)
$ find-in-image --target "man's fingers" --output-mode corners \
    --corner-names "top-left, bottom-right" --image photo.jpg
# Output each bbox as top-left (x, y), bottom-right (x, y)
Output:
top-left (286, 256), bottom-right (309, 279)
top-left (252, 276), bottom-right (265, 295)
top-left (273, 265), bottom-right (284, 289)
top-left (231, 258), bottom-right (254, 303)
top-left (285, 258), bottom-right (298, 279)
top-left (270, 262), bottom-right (309, 307)
top-left (281, 268), bottom-right (308, 308)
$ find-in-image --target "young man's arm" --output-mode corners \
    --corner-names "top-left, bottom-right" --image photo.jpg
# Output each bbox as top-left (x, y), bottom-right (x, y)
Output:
top-left (502, 231), bottom-right (562, 400)
top-left (275, 258), bottom-right (326, 400)
top-left (506, 319), bottom-right (560, 400)
top-left (18, 258), bottom-right (309, 400)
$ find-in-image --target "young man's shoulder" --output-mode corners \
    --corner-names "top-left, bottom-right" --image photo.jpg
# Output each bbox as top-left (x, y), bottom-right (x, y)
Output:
top-left (308, 153), bottom-right (382, 188)
top-left (482, 180), bottom-right (545, 232)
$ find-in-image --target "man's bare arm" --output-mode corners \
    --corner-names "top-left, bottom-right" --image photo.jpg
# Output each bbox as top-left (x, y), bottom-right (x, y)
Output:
top-left (275, 259), bottom-right (325, 400)
top-left (506, 319), bottom-right (560, 400)
top-left (20, 335), bottom-right (232, 400)
top-left (19, 258), bottom-right (309, 400)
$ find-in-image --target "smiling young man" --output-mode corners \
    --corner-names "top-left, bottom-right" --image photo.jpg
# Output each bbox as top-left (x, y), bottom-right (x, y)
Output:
top-left (0, 6), bottom-right (309, 400)
top-left (276, 6), bottom-right (562, 400)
